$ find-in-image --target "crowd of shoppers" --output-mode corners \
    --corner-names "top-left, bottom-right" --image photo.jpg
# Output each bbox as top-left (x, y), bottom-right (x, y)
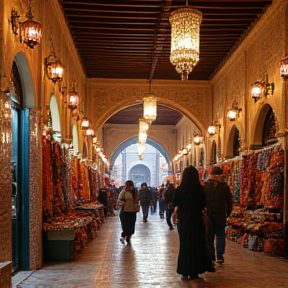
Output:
top-left (115, 164), bottom-right (232, 281)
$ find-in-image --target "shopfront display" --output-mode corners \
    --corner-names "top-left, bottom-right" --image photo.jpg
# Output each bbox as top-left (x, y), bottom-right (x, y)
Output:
top-left (42, 133), bottom-right (106, 261)
top-left (221, 144), bottom-right (284, 256)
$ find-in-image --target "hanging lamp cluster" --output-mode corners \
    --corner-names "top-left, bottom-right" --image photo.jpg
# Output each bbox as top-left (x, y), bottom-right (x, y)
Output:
top-left (169, 1), bottom-right (202, 80)
top-left (138, 82), bottom-right (158, 159)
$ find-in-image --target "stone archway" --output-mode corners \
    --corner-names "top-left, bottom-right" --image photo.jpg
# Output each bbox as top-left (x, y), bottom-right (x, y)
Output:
top-left (86, 79), bottom-right (212, 135)
top-left (72, 124), bottom-right (79, 153)
top-left (251, 103), bottom-right (278, 149)
top-left (129, 164), bottom-right (151, 187)
top-left (50, 95), bottom-right (61, 141)
top-left (110, 137), bottom-right (170, 168)
top-left (211, 140), bottom-right (217, 164)
top-left (10, 52), bottom-right (41, 271)
top-left (14, 52), bottom-right (35, 108)
top-left (226, 125), bottom-right (240, 158)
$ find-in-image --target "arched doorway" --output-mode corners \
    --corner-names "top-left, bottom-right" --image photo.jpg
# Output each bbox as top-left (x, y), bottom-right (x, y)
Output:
top-left (226, 125), bottom-right (240, 158)
top-left (49, 95), bottom-right (61, 142)
top-left (129, 164), bottom-right (151, 188)
top-left (211, 140), bottom-right (217, 164)
top-left (251, 104), bottom-right (278, 149)
top-left (110, 139), bottom-right (169, 187)
top-left (72, 124), bottom-right (79, 153)
top-left (10, 52), bottom-right (36, 271)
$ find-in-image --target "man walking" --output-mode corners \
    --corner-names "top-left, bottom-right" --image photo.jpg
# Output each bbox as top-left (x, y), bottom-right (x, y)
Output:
top-left (139, 182), bottom-right (152, 222)
top-left (204, 166), bottom-right (233, 264)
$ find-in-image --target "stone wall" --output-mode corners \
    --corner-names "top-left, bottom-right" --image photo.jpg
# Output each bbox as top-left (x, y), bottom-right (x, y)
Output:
top-left (0, 93), bottom-right (12, 263)
top-left (0, 0), bottom-right (87, 269)
top-left (212, 0), bottom-right (287, 156)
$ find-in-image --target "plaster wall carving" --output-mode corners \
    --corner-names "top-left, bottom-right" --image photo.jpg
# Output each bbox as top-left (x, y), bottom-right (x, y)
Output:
top-left (247, 1), bottom-right (285, 145)
top-left (103, 123), bottom-right (176, 162)
top-left (86, 79), bottom-right (212, 134)
top-left (211, 0), bottom-right (286, 156)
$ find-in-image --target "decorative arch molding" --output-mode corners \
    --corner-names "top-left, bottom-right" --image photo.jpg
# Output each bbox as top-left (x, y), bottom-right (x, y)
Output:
top-left (14, 51), bottom-right (35, 108)
top-left (49, 95), bottom-right (61, 135)
top-left (128, 164), bottom-right (151, 187)
top-left (86, 79), bottom-right (212, 135)
top-left (72, 124), bottom-right (79, 153)
top-left (110, 137), bottom-right (170, 167)
top-left (12, 51), bottom-right (40, 270)
top-left (211, 140), bottom-right (217, 164)
top-left (251, 103), bottom-right (278, 149)
top-left (226, 124), bottom-right (240, 158)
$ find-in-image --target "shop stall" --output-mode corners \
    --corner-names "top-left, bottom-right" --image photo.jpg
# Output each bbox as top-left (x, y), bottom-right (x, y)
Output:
top-left (42, 132), bottom-right (106, 261)
top-left (219, 144), bottom-right (284, 256)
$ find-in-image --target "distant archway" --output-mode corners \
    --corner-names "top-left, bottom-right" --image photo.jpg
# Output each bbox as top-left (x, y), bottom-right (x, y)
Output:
top-left (110, 137), bottom-right (170, 167)
top-left (129, 164), bottom-right (151, 187)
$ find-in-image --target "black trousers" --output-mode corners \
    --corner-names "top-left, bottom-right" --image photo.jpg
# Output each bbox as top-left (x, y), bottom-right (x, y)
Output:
top-left (120, 211), bottom-right (137, 238)
top-left (165, 203), bottom-right (174, 227)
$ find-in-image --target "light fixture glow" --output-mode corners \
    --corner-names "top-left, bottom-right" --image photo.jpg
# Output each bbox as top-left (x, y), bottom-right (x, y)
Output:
top-left (143, 93), bottom-right (157, 122)
top-left (139, 118), bottom-right (150, 133)
top-left (227, 101), bottom-right (241, 121)
top-left (86, 129), bottom-right (94, 137)
top-left (138, 131), bottom-right (147, 144)
top-left (280, 55), bottom-right (288, 78)
top-left (208, 124), bottom-right (217, 135)
top-left (251, 81), bottom-right (263, 102)
top-left (169, 6), bottom-right (202, 80)
top-left (45, 51), bottom-right (64, 83)
top-left (20, 2), bottom-right (42, 49)
top-left (193, 133), bottom-right (203, 145)
top-left (81, 117), bottom-right (91, 130)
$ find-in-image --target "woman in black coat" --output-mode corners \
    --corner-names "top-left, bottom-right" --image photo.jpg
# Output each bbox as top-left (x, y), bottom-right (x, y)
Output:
top-left (172, 165), bottom-right (215, 280)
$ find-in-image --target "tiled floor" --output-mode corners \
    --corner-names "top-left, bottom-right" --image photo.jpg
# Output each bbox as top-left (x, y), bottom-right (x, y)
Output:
top-left (13, 210), bottom-right (288, 288)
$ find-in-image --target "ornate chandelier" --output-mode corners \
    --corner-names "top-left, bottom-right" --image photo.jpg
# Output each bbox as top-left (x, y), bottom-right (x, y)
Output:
top-left (169, 3), bottom-right (202, 80)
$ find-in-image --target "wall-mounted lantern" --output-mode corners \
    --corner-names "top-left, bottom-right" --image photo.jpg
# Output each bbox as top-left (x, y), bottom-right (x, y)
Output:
top-left (280, 55), bottom-right (288, 79)
top-left (251, 74), bottom-right (274, 102)
top-left (81, 117), bottom-right (91, 130)
top-left (45, 51), bottom-right (64, 83)
top-left (86, 129), bottom-right (94, 137)
top-left (138, 131), bottom-right (147, 144)
top-left (227, 101), bottom-right (242, 121)
top-left (208, 121), bottom-right (221, 136)
top-left (193, 133), bottom-right (204, 145)
top-left (9, 1), bottom-right (42, 49)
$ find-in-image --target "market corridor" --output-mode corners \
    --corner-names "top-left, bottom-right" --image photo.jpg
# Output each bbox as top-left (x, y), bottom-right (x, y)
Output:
top-left (13, 211), bottom-right (288, 288)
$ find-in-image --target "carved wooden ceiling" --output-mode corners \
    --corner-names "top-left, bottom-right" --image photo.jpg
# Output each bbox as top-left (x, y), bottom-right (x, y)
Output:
top-left (58, 0), bottom-right (272, 125)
